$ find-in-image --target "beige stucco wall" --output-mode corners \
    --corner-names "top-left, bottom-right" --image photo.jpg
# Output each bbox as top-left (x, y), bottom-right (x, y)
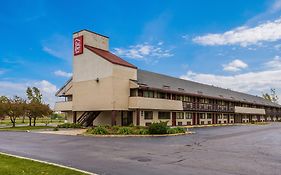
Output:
top-left (72, 30), bottom-right (137, 111)
top-left (139, 110), bottom-right (172, 126)
top-left (54, 101), bottom-right (72, 111)
top-left (73, 47), bottom-right (113, 82)
top-left (73, 30), bottom-right (109, 51)
top-left (129, 97), bottom-right (183, 110)
top-left (235, 106), bottom-right (266, 115)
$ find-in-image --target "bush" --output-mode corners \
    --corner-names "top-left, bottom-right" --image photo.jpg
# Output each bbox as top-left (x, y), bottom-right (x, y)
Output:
top-left (53, 127), bottom-right (59, 131)
top-left (57, 123), bottom-right (82, 128)
top-left (148, 122), bottom-right (168, 134)
top-left (134, 128), bottom-right (149, 135)
top-left (117, 127), bottom-right (133, 135)
top-left (167, 127), bottom-right (186, 134)
top-left (167, 128), bottom-right (177, 134)
top-left (87, 126), bottom-right (109, 135)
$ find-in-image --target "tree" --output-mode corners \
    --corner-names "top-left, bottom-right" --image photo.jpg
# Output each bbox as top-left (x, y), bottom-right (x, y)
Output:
top-left (262, 88), bottom-right (279, 104)
top-left (26, 87), bottom-right (52, 126)
top-left (0, 96), bottom-right (8, 120)
top-left (26, 102), bottom-right (52, 126)
top-left (5, 96), bottom-right (26, 127)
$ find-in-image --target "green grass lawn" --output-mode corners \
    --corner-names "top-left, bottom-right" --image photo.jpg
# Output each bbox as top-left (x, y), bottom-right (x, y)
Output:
top-left (0, 126), bottom-right (54, 131)
top-left (0, 153), bottom-right (88, 175)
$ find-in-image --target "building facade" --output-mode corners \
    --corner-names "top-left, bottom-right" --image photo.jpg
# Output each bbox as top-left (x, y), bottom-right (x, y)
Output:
top-left (55, 29), bottom-right (281, 127)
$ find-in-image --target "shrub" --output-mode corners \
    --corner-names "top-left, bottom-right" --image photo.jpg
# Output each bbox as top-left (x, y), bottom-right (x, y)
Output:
top-left (112, 125), bottom-right (121, 132)
top-left (88, 126), bottom-right (109, 135)
top-left (175, 127), bottom-right (186, 133)
top-left (117, 127), bottom-right (133, 135)
top-left (167, 128), bottom-right (177, 134)
top-left (53, 127), bottom-right (59, 131)
top-left (57, 123), bottom-right (82, 128)
top-left (167, 127), bottom-right (186, 134)
top-left (148, 122), bottom-right (168, 134)
top-left (134, 128), bottom-right (149, 135)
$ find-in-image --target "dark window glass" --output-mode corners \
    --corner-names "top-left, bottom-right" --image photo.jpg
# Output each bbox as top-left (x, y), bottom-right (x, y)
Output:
top-left (145, 122), bottom-right (151, 126)
top-left (158, 112), bottom-right (170, 119)
top-left (176, 112), bottom-right (184, 119)
top-left (130, 89), bottom-right (137, 97)
top-left (144, 111), bottom-right (153, 120)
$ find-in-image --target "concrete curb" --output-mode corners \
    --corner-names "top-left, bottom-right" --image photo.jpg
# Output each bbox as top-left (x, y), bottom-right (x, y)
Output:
top-left (0, 152), bottom-right (97, 175)
top-left (184, 122), bottom-right (270, 129)
top-left (82, 131), bottom-right (194, 137)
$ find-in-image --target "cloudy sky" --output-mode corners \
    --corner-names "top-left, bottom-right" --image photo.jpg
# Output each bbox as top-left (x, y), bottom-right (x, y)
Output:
top-left (1, 0), bottom-right (281, 107)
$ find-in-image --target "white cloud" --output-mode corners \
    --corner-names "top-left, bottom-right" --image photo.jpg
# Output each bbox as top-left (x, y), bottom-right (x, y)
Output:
top-left (42, 34), bottom-right (72, 61)
top-left (193, 18), bottom-right (281, 47)
top-left (223, 59), bottom-right (248, 72)
top-left (0, 80), bottom-right (58, 108)
top-left (265, 55), bottom-right (281, 69)
top-left (54, 70), bottom-right (72, 78)
top-left (113, 43), bottom-right (173, 61)
top-left (180, 57), bottom-right (281, 104)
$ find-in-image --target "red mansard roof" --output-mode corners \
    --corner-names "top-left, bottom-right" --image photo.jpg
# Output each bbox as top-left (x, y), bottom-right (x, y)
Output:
top-left (85, 45), bottom-right (137, 69)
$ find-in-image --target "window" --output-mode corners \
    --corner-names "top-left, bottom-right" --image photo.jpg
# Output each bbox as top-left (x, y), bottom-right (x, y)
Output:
top-left (200, 121), bottom-right (205, 125)
top-left (158, 112), bottom-right (170, 119)
top-left (207, 113), bottom-right (212, 119)
top-left (157, 92), bottom-right (166, 99)
top-left (144, 111), bottom-right (153, 120)
top-left (185, 112), bottom-right (192, 119)
top-left (176, 112), bottom-right (184, 119)
top-left (208, 121), bottom-right (211, 124)
top-left (145, 122), bottom-right (152, 126)
top-left (199, 98), bottom-right (205, 103)
top-left (199, 113), bottom-right (205, 119)
top-left (143, 91), bottom-right (154, 98)
top-left (176, 95), bottom-right (183, 101)
top-left (187, 121), bottom-right (192, 125)
top-left (130, 89), bottom-right (137, 97)
top-left (184, 96), bottom-right (191, 102)
top-left (138, 89), bottom-right (143, 97)
top-left (223, 114), bottom-right (228, 119)
top-left (178, 122), bottom-right (182, 126)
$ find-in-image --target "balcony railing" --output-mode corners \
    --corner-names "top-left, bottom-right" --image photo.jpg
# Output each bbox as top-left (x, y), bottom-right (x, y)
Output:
top-left (182, 102), bottom-right (234, 112)
top-left (54, 101), bottom-right (72, 111)
top-left (265, 109), bottom-right (281, 116)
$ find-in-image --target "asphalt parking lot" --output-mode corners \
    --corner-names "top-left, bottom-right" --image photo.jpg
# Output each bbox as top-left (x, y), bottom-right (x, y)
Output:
top-left (0, 123), bottom-right (281, 175)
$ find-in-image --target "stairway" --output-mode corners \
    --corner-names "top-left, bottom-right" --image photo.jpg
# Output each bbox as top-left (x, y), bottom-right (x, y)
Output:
top-left (77, 111), bottom-right (101, 127)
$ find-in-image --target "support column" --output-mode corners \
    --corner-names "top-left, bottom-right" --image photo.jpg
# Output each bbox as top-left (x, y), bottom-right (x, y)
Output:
top-left (172, 112), bottom-right (176, 126)
top-left (136, 109), bottom-right (140, 126)
top-left (227, 114), bottom-right (230, 123)
top-left (192, 113), bottom-right (196, 125)
top-left (111, 110), bottom-right (116, 126)
top-left (73, 111), bottom-right (77, 123)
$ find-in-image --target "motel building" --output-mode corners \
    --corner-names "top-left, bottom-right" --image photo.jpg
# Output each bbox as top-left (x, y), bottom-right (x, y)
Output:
top-left (54, 29), bottom-right (281, 127)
